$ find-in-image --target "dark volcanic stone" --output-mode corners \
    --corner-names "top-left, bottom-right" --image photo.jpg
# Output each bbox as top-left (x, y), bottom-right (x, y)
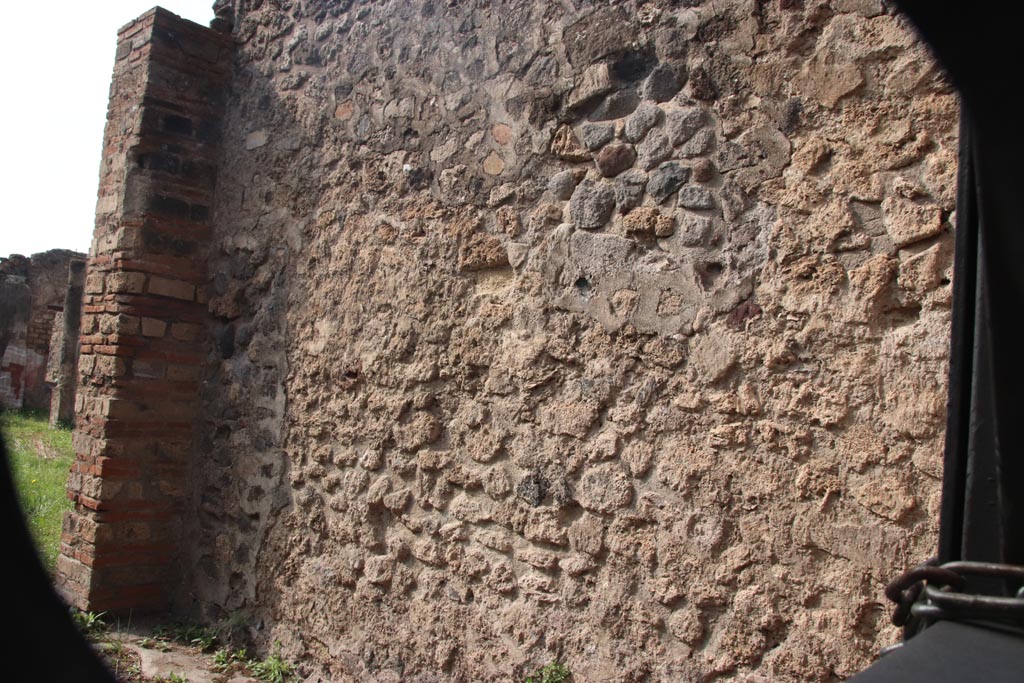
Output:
top-left (654, 27), bottom-right (691, 61)
top-left (588, 89), bottom-right (640, 122)
top-left (667, 107), bottom-right (707, 146)
top-left (642, 63), bottom-right (685, 102)
top-left (516, 471), bottom-right (549, 507)
top-left (677, 186), bottom-right (716, 210)
top-left (697, 14), bottom-right (737, 43)
top-left (611, 47), bottom-right (658, 82)
top-left (624, 102), bottom-right (662, 143)
top-left (563, 7), bottom-right (636, 66)
top-left (780, 97), bottom-right (803, 134)
top-left (570, 179), bottom-right (616, 229)
top-left (614, 169), bottom-right (647, 213)
top-left (678, 129), bottom-right (715, 157)
top-left (217, 324), bottom-right (236, 358)
top-left (647, 162), bottom-right (691, 203)
top-left (714, 141), bottom-right (754, 173)
top-left (637, 130), bottom-right (671, 170)
top-left (580, 123), bottom-right (615, 151)
top-left (595, 144), bottom-right (637, 177)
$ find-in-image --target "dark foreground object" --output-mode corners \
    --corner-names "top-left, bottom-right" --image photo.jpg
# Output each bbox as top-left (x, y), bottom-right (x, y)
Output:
top-left (850, 1), bottom-right (1024, 678)
top-left (2, 433), bottom-right (115, 682)
top-left (850, 621), bottom-right (1024, 683)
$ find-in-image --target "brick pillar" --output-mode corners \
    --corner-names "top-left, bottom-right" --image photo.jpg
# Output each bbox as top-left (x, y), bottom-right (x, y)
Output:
top-left (49, 260), bottom-right (86, 427)
top-left (56, 8), bottom-right (231, 613)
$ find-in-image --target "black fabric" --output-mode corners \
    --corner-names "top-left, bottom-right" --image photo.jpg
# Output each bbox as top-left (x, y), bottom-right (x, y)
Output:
top-left (2, 433), bottom-right (115, 682)
top-left (895, 0), bottom-right (1024, 577)
top-left (851, 3), bottom-right (1024, 679)
top-left (939, 110), bottom-right (977, 565)
top-left (944, 100), bottom-right (1024, 573)
top-left (850, 621), bottom-right (1024, 683)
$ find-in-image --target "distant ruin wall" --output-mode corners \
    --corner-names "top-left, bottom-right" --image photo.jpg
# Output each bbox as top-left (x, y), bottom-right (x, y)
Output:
top-left (67, 0), bottom-right (957, 680)
top-left (1, 250), bottom-right (85, 411)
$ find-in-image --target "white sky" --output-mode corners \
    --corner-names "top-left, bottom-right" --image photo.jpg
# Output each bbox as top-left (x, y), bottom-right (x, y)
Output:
top-left (0, 1), bottom-right (215, 258)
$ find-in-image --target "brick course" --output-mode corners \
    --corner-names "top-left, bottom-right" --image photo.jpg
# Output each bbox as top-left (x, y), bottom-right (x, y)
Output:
top-left (55, 8), bottom-right (230, 614)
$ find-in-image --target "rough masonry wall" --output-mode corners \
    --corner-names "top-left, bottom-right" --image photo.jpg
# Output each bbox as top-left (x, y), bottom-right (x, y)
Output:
top-left (0, 250), bottom-right (85, 411)
top-left (0, 258), bottom-right (33, 408)
top-left (192, 1), bottom-right (956, 681)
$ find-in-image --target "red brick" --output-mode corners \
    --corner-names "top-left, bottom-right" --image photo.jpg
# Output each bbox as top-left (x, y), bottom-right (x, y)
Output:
top-left (96, 508), bottom-right (174, 524)
top-left (170, 321), bottom-right (202, 341)
top-left (88, 543), bottom-right (176, 568)
top-left (141, 317), bottom-right (167, 337)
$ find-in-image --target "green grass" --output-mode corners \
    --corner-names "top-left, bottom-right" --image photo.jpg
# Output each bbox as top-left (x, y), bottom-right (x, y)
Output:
top-left (1, 408), bottom-right (74, 570)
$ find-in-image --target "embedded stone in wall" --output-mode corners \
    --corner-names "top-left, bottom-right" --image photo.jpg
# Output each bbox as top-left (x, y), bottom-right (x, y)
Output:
top-left (580, 123), bottom-right (615, 151)
top-left (551, 125), bottom-right (591, 162)
top-left (647, 161), bottom-right (691, 203)
top-left (624, 102), bottom-right (663, 143)
top-left (641, 62), bottom-right (685, 102)
top-left (594, 144), bottom-right (637, 177)
top-left (638, 129), bottom-right (672, 169)
top-left (667, 107), bottom-right (707, 146)
top-left (882, 196), bottom-right (944, 247)
top-left (569, 180), bottom-right (615, 229)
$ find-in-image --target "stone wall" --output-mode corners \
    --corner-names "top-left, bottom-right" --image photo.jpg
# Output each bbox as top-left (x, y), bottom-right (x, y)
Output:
top-left (177, 1), bottom-right (957, 680)
top-left (0, 250), bottom-right (85, 411)
top-left (58, 0), bottom-right (959, 680)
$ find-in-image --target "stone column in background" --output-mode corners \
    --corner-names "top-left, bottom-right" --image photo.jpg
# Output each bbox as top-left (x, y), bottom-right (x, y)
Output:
top-left (56, 8), bottom-right (231, 613)
top-left (0, 273), bottom-right (32, 409)
top-left (48, 260), bottom-right (86, 427)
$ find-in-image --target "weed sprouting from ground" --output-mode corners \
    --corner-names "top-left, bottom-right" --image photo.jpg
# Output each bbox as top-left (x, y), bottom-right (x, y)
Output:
top-left (153, 621), bottom-right (219, 652)
top-left (212, 647), bottom-right (250, 672)
top-left (78, 611), bottom-right (144, 681)
top-left (72, 609), bottom-right (109, 637)
top-left (210, 642), bottom-right (296, 681)
top-left (525, 661), bottom-right (572, 683)
top-left (153, 674), bottom-right (190, 683)
top-left (250, 641), bottom-right (296, 683)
